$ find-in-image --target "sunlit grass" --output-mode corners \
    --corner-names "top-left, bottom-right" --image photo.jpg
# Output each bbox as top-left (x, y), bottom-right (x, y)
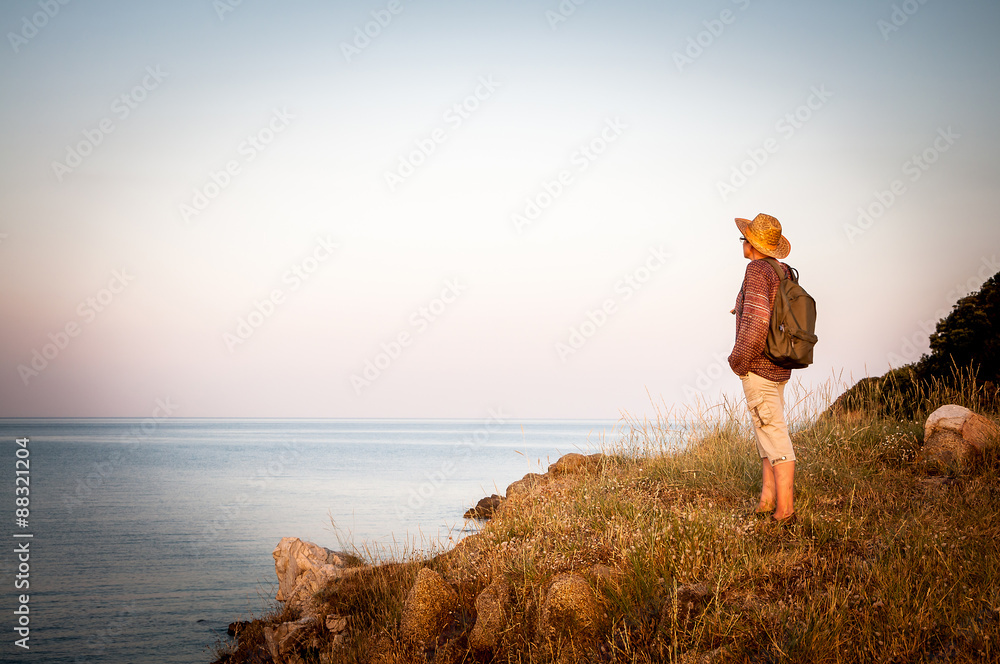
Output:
top-left (214, 371), bottom-right (1000, 663)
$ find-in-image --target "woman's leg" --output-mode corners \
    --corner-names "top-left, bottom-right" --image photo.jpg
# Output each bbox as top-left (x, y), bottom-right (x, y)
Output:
top-left (758, 459), bottom-right (776, 511)
top-left (742, 373), bottom-right (795, 517)
top-left (772, 460), bottom-right (795, 520)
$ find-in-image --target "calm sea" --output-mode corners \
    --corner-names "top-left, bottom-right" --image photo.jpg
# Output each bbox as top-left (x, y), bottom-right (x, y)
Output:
top-left (0, 418), bottom-right (622, 663)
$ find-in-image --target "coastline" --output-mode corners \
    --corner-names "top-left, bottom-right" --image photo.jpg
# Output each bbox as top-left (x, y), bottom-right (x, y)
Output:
top-left (217, 388), bottom-right (1000, 663)
top-left (0, 418), bottom-right (616, 664)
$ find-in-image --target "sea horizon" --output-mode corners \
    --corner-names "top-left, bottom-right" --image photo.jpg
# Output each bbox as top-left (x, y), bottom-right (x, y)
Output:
top-left (0, 417), bottom-right (635, 663)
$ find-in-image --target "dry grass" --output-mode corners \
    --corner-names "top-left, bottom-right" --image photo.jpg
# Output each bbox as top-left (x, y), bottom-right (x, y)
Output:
top-left (215, 374), bottom-right (1000, 663)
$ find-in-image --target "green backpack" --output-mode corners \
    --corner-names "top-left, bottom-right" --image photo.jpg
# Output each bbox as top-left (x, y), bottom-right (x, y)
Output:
top-left (762, 258), bottom-right (818, 369)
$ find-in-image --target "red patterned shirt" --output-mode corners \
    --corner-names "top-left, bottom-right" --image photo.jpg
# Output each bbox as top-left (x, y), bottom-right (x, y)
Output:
top-left (729, 259), bottom-right (793, 382)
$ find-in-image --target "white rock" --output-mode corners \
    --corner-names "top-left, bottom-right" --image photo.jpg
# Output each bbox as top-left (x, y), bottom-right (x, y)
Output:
top-left (273, 537), bottom-right (356, 611)
top-left (923, 404), bottom-right (999, 466)
top-left (264, 615), bottom-right (316, 664)
top-left (325, 614), bottom-right (348, 633)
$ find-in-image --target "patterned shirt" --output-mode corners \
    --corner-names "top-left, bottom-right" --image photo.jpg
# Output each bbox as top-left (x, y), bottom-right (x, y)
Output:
top-left (729, 259), bottom-right (793, 382)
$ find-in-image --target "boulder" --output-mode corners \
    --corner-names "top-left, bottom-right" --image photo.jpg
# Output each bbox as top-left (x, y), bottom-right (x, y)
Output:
top-left (923, 405), bottom-right (1000, 467)
top-left (263, 615), bottom-right (318, 664)
top-left (272, 537), bottom-right (360, 612)
top-left (325, 614), bottom-right (350, 649)
top-left (548, 453), bottom-right (606, 477)
top-left (400, 567), bottom-right (459, 647)
top-left (548, 453), bottom-right (588, 476)
top-left (325, 614), bottom-right (348, 633)
top-left (506, 472), bottom-right (545, 498)
top-left (227, 620), bottom-right (251, 637)
top-left (464, 494), bottom-right (503, 520)
top-left (468, 580), bottom-right (511, 654)
top-left (538, 573), bottom-right (602, 643)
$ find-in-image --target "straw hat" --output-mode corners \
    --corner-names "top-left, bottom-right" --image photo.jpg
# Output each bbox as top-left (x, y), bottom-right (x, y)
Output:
top-left (735, 213), bottom-right (791, 259)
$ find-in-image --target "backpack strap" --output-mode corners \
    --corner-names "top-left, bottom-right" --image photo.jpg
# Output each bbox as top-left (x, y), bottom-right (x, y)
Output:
top-left (763, 257), bottom-right (796, 283)
top-left (762, 257), bottom-right (786, 280)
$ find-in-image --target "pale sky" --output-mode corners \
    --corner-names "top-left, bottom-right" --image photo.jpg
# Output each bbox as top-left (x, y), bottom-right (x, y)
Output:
top-left (2, 0), bottom-right (999, 419)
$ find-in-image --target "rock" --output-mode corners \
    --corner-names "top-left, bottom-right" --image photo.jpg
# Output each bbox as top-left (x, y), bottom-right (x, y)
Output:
top-left (325, 614), bottom-right (348, 633)
top-left (538, 573), bottom-right (602, 644)
top-left (325, 614), bottom-right (349, 650)
top-left (441, 533), bottom-right (487, 580)
top-left (468, 580), bottom-right (511, 654)
top-left (272, 537), bottom-right (360, 612)
top-left (400, 567), bottom-right (459, 648)
top-left (660, 583), bottom-right (713, 632)
top-left (548, 453), bottom-right (588, 476)
top-left (263, 616), bottom-right (318, 664)
top-left (463, 494), bottom-right (503, 520)
top-left (923, 405), bottom-right (1000, 467)
top-left (506, 472), bottom-right (545, 498)
top-left (548, 453), bottom-right (606, 477)
top-left (227, 620), bottom-right (251, 637)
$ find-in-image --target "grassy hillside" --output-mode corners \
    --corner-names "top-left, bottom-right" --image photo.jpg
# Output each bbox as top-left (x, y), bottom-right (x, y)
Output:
top-left (213, 271), bottom-right (1000, 663)
top-left (213, 376), bottom-right (1000, 663)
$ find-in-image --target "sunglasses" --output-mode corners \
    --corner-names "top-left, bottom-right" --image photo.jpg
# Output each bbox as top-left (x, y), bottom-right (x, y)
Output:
top-left (739, 236), bottom-right (748, 243)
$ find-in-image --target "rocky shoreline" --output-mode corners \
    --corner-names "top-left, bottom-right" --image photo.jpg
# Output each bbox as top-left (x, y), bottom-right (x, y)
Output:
top-left (228, 452), bottom-right (614, 663)
top-left (218, 404), bottom-right (1000, 664)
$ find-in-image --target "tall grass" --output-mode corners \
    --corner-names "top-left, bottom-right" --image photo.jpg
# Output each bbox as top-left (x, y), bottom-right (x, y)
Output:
top-left (216, 373), bottom-right (1000, 663)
